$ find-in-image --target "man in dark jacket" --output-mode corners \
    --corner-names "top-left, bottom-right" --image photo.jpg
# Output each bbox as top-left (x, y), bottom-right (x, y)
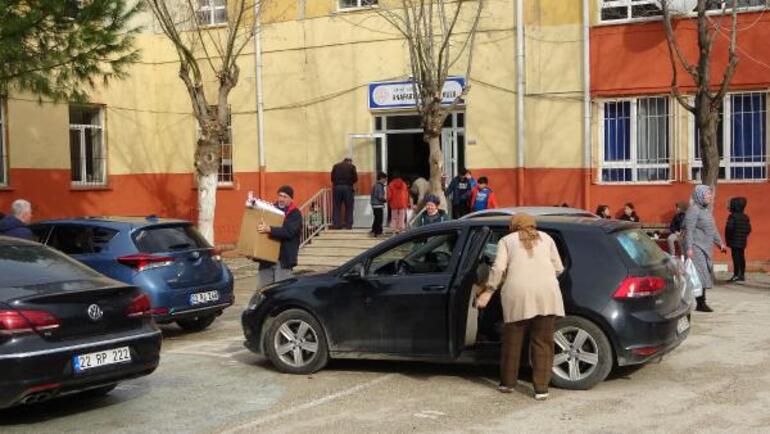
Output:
top-left (445, 169), bottom-right (476, 218)
top-left (667, 201), bottom-right (688, 255)
top-left (726, 197), bottom-right (752, 282)
top-left (256, 186), bottom-right (302, 288)
top-left (0, 199), bottom-right (35, 240)
top-left (331, 157), bottom-right (358, 229)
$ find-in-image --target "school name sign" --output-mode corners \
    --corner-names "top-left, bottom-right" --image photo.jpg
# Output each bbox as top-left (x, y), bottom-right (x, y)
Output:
top-left (368, 77), bottom-right (466, 110)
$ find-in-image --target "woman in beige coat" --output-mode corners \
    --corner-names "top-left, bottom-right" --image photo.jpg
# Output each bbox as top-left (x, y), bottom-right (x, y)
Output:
top-left (476, 213), bottom-right (565, 400)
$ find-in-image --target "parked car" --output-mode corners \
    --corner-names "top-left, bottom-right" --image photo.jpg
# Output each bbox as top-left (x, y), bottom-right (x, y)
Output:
top-left (0, 236), bottom-right (161, 409)
top-left (242, 216), bottom-right (693, 390)
top-left (461, 206), bottom-right (599, 220)
top-left (31, 217), bottom-right (234, 332)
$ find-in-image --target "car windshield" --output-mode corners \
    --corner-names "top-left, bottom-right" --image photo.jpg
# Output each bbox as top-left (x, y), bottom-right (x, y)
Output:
top-left (133, 225), bottom-right (210, 253)
top-left (0, 245), bottom-right (103, 288)
top-left (614, 229), bottom-right (667, 267)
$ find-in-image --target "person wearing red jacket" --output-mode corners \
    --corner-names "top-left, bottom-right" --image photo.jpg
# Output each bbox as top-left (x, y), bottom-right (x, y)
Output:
top-left (387, 172), bottom-right (410, 234)
top-left (469, 176), bottom-right (498, 212)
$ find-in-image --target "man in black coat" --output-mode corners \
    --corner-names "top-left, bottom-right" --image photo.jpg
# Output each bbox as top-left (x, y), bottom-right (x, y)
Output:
top-left (257, 185), bottom-right (302, 288)
top-left (331, 157), bottom-right (357, 229)
top-left (726, 197), bottom-right (752, 282)
top-left (0, 199), bottom-right (35, 240)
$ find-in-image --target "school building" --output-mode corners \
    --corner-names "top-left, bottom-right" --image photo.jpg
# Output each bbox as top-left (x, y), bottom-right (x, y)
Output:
top-left (1, 0), bottom-right (768, 266)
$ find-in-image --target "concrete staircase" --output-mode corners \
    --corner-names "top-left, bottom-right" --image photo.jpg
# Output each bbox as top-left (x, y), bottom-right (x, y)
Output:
top-left (296, 229), bottom-right (389, 273)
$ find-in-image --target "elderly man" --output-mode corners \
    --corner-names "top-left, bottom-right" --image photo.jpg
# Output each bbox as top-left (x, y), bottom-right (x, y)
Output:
top-left (0, 199), bottom-right (35, 240)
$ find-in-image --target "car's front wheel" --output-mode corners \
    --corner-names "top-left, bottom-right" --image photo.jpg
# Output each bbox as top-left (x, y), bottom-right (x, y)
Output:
top-left (265, 309), bottom-right (329, 374)
top-left (550, 316), bottom-right (613, 390)
top-left (176, 313), bottom-right (217, 332)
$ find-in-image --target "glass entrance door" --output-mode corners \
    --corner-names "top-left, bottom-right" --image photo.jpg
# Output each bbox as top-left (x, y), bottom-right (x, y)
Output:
top-left (348, 133), bottom-right (386, 228)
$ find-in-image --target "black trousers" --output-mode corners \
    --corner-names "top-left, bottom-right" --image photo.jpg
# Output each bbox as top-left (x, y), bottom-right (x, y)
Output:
top-left (452, 202), bottom-right (470, 219)
top-left (731, 247), bottom-right (746, 277)
top-left (333, 185), bottom-right (354, 229)
top-left (371, 207), bottom-right (384, 235)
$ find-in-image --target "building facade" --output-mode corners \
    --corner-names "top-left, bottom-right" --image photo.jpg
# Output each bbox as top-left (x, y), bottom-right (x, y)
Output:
top-left (1, 0), bottom-right (768, 266)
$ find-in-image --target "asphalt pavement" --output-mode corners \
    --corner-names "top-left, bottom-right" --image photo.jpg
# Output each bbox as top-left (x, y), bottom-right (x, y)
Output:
top-left (1, 273), bottom-right (769, 433)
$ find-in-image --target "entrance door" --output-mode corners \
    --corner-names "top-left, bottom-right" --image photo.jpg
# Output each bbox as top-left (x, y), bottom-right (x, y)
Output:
top-left (348, 134), bottom-right (386, 228)
top-left (441, 129), bottom-right (458, 182)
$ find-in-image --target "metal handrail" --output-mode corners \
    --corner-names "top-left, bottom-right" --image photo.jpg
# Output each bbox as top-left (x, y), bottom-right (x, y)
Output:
top-left (299, 188), bottom-right (332, 248)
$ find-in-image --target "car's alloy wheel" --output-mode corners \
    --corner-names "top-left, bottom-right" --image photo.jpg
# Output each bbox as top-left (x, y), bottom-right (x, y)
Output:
top-left (265, 309), bottom-right (329, 374)
top-left (550, 316), bottom-right (613, 390)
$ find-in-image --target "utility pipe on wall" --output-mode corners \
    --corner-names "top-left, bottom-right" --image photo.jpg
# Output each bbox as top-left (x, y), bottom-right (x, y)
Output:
top-left (582, 0), bottom-right (592, 210)
top-left (515, 0), bottom-right (526, 206)
top-left (254, 1), bottom-right (267, 198)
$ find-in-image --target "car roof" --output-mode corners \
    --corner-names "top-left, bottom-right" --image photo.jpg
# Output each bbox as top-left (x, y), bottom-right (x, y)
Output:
top-left (34, 216), bottom-right (191, 230)
top-left (461, 206), bottom-right (598, 219)
top-left (0, 235), bottom-right (42, 247)
top-left (411, 215), bottom-right (636, 235)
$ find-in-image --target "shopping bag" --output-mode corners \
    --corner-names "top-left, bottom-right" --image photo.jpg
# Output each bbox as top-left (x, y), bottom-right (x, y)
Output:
top-left (684, 258), bottom-right (703, 298)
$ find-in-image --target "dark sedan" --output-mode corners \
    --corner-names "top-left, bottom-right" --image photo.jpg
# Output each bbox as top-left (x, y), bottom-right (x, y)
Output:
top-left (0, 236), bottom-right (161, 409)
top-left (242, 217), bottom-right (693, 390)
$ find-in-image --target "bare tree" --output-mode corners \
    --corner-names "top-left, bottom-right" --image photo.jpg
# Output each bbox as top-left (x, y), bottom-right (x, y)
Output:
top-left (144, 0), bottom-right (262, 243)
top-left (377, 0), bottom-right (484, 209)
top-left (660, 0), bottom-right (741, 191)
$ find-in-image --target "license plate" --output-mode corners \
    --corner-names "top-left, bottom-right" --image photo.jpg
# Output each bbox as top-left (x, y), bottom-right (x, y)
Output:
top-left (73, 347), bottom-right (131, 373)
top-left (677, 316), bottom-right (690, 334)
top-left (190, 290), bottom-right (220, 305)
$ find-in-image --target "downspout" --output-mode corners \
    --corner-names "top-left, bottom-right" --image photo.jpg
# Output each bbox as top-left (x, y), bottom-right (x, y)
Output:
top-left (254, 1), bottom-right (267, 198)
top-left (515, 0), bottom-right (526, 206)
top-left (582, 0), bottom-right (592, 210)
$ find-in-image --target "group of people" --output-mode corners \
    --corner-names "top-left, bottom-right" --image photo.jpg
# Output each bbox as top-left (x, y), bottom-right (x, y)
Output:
top-left (595, 202), bottom-right (641, 222)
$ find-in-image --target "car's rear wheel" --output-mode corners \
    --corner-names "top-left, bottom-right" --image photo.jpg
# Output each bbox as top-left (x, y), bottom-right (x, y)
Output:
top-left (550, 316), bottom-right (613, 390)
top-left (176, 313), bottom-right (217, 332)
top-left (265, 309), bottom-right (328, 375)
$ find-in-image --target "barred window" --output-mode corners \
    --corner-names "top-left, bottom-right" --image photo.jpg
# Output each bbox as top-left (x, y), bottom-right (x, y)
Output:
top-left (691, 92), bottom-right (767, 181)
top-left (69, 106), bottom-right (106, 186)
top-left (339, 0), bottom-right (378, 10)
top-left (197, 0), bottom-right (227, 26)
top-left (0, 101), bottom-right (6, 186)
top-left (600, 97), bottom-right (671, 183)
top-left (600, 0), bottom-right (767, 23)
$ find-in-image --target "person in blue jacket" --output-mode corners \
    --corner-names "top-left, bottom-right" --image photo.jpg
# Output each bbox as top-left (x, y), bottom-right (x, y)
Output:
top-left (0, 199), bottom-right (35, 240)
top-left (446, 169), bottom-right (476, 218)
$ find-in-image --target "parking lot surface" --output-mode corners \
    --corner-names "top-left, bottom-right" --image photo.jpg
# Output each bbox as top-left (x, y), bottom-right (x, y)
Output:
top-left (1, 274), bottom-right (769, 433)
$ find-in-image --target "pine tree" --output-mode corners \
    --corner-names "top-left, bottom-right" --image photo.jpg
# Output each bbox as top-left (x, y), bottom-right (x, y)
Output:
top-left (0, 0), bottom-right (142, 101)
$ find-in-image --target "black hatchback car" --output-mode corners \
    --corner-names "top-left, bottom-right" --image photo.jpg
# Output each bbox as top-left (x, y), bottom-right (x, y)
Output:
top-left (0, 236), bottom-right (162, 409)
top-left (242, 217), bottom-right (693, 390)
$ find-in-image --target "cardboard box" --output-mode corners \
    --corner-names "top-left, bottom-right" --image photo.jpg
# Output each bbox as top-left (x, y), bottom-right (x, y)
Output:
top-left (237, 207), bottom-right (285, 262)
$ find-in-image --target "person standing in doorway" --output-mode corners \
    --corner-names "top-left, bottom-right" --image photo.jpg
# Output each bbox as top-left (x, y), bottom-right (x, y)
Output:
top-left (387, 172), bottom-right (410, 234)
top-left (370, 172), bottom-right (388, 237)
top-left (469, 176), bottom-right (498, 212)
top-left (476, 213), bottom-right (565, 400)
top-left (256, 186), bottom-right (302, 288)
top-left (725, 197), bottom-right (751, 282)
top-left (0, 199), bottom-right (35, 240)
top-left (446, 169), bottom-right (476, 218)
top-left (331, 157), bottom-right (358, 229)
top-left (684, 184), bottom-right (727, 313)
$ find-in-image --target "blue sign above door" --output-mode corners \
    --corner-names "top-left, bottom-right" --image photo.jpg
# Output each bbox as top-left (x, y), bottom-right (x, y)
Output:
top-left (368, 77), bottom-right (466, 110)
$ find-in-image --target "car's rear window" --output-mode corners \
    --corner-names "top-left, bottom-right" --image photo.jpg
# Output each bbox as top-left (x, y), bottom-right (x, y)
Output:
top-left (614, 229), bottom-right (667, 267)
top-left (0, 245), bottom-right (103, 287)
top-left (133, 225), bottom-right (210, 253)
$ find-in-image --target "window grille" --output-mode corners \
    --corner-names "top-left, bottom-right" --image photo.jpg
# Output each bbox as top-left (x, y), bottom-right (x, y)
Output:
top-left (197, 0), bottom-right (227, 26)
top-left (69, 106), bottom-right (106, 186)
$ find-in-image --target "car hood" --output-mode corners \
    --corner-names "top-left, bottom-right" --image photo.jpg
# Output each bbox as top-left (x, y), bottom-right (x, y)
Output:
top-left (260, 270), bottom-right (331, 295)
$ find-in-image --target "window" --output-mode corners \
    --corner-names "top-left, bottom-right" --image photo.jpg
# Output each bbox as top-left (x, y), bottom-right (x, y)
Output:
top-left (615, 229), bottom-right (667, 267)
top-left (600, 0), bottom-right (766, 23)
top-left (133, 224), bottom-right (210, 253)
top-left (47, 225), bottom-right (118, 255)
top-left (600, 96), bottom-right (671, 183)
top-left (705, 0), bottom-right (767, 10)
top-left (368, 232), bottom-right (458, 276)
top-left (691, 92), bottom-right (767, 181)
top-left (197, 106), bottom-right (234, 185)
top-left (339, 0), bottom-right (378, 10)
top-left (0, 100), bottom-right (6, 186)
top-left (69, 105), bottom-right (106, 186)
top-left (197, 0), bottom-right (227, 26)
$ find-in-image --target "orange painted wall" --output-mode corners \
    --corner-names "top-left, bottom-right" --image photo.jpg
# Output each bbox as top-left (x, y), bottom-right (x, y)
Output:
top-left (591, 11), bottom-right (770, 96)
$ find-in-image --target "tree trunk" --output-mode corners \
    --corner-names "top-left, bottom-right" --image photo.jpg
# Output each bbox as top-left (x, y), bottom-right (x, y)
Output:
top-left (195, 136), bottom-right (221, 244)
top-left (425, 132), bottom-right (448, 210)
top-left (695, 93), bottom-right (721, 192)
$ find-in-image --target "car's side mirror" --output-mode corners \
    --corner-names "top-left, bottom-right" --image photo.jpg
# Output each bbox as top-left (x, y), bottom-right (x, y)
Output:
top-left (345, 262), bottom-right (366, 280)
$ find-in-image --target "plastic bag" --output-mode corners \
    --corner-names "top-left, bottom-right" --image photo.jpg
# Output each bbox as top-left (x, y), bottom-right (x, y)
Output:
top-left (684, 258), bottom-right (703, 298)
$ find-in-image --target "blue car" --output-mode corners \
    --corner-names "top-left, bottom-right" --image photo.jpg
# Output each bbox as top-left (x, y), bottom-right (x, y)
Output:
top-left (30, 217), bottom-right (234, 332)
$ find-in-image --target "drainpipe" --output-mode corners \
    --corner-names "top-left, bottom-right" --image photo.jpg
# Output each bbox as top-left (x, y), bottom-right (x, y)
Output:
top-left (515, 0), bottom-right (526, 206)
top-left (582, 0), bottom-right (592, 210)
top-left (254, 1), bottom-right (267, 198)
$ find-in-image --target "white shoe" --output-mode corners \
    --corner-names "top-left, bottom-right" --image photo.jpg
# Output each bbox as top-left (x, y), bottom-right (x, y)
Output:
top-left (534, 392), bottom-right (549, 401)
top-left (498, 384), bottom-right (514, 393)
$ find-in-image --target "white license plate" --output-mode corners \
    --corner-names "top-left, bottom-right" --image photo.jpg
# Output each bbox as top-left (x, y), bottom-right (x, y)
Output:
top-left (190, 290), bottom-right (220, 305)
top-left (74, 346), bottom-right (131, 373)
top-left (677, 316), bottom-right (690, 334)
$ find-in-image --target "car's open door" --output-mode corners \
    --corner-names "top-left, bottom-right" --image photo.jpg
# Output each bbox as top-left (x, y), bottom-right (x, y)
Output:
top-left (448, 226), bottom-right (490, 358)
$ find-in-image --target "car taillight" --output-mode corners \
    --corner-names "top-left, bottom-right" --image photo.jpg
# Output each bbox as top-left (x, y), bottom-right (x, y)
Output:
top-left (117, 253), bottom-right (174, 272)
top-left (126, 293), bottom-right (152, 318)
top-left (0, 310), bottom-right (60, 336)
top-left (613, 277), bottom-right (666, 299)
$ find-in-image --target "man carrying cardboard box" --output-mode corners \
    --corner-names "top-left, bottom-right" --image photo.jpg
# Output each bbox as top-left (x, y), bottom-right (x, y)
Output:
top-left (256, 185), bottom-right (302, 288)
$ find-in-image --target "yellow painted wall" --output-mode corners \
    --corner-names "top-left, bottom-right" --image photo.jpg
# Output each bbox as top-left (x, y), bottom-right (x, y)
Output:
top-left (5, 96), bottom-right (69, 169)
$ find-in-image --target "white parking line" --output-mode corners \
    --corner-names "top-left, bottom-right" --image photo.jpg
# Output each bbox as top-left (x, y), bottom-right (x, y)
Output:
top-left (218, 374), bottom-right (396, 434)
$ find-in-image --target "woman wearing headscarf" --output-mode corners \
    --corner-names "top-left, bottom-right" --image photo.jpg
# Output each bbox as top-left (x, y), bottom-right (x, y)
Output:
top-left (476, 213), bottom-right (565, 400)
top-left (684, 184), bottom-right (727, 313)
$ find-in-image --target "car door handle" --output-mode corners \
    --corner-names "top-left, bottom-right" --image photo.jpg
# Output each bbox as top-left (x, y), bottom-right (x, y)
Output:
top-left (423, 285), bottom-right (446, 292)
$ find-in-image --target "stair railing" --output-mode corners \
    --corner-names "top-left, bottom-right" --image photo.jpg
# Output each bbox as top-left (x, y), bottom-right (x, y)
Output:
top-left (299, 188), bottom-right (333, 248)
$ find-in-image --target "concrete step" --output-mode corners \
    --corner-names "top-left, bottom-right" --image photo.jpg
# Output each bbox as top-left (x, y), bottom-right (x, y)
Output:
top-left (297, 256), bottom-right (349, 267)
top-left (305, 239), bottom-right (383, 249)
top-left (300, 246), bottom-right (368, 257)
